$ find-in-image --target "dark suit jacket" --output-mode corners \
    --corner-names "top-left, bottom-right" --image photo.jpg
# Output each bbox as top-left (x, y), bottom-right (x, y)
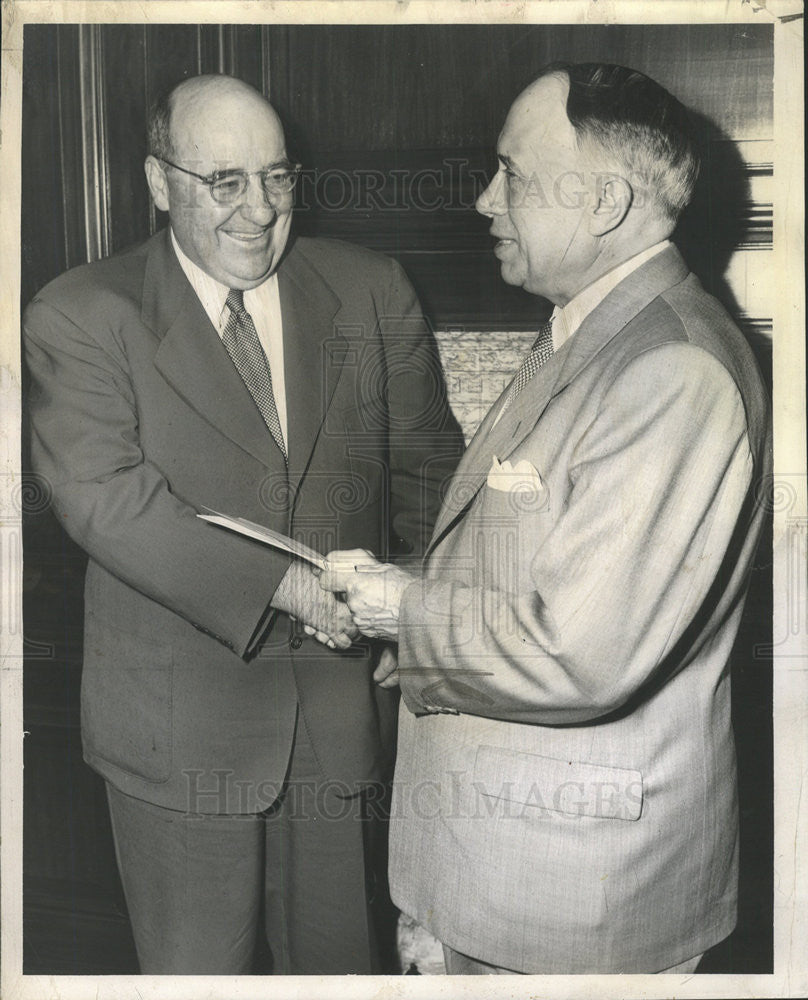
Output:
top-left (24, 228), bottom-right (464, 813)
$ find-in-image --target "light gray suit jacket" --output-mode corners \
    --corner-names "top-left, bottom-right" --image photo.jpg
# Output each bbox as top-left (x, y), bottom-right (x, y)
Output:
top-left (389, 245), bottom-right (771, 973)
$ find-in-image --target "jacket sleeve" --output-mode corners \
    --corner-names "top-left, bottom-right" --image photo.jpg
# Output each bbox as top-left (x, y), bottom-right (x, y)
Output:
top-left (24, 296), bottom-right (289, 658)
top-left (377, 258), bottom-right (465, 560)
top-left (398, 342), bottom-right (761, 724)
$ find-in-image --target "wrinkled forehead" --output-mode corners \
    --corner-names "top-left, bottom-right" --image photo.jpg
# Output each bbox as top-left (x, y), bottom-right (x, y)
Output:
top-left (498, 73), bottom-right (579, 167)
top-left (170, 84), bottom-right (286, 169)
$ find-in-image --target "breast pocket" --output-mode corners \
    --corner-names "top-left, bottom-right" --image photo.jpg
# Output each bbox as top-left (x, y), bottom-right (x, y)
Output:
top-left (481, 467), bottom-right (550, 516)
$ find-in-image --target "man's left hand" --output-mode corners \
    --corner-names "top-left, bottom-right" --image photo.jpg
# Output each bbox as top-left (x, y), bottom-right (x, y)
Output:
top-left (319, 549), bottom-right (415, 641)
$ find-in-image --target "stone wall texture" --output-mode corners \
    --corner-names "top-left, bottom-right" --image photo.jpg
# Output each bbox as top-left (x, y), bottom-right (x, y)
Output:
top-left (434, 329), bottom-right (535, 443)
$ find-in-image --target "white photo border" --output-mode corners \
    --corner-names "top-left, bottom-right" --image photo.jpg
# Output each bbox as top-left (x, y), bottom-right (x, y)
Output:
top-left (1, 3), bottom-right (805, 999)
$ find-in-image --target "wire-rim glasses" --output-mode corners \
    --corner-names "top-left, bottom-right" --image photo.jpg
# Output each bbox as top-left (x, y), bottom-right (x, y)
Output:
top-left (159, 157), bottom-right (302, 203)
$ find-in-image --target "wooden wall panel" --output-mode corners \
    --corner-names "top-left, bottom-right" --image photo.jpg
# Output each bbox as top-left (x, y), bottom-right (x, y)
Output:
top-left (54, 27), bottom-right (89, 273)
top-left (142, 25), bottom-right (201, 102)
top-left (267, 23), bottom-right (773, 328)
top-left (21, 26), bottom-right (67, 306)
top-left (104, 27), bottom-right (151, 253)
top-left (21, 22), bottom-right (774, 326)
top-left (223, 24), bottom-right (269, 92)
top-left (269, 24), bottom-right (772, 152)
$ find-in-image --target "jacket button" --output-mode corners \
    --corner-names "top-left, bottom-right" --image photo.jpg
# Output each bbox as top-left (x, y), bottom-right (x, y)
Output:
top-left (290, 635), bottom-right (303, 650)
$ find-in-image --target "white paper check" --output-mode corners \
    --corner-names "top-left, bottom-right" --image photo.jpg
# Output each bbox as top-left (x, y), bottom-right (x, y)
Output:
top-left (197, 510), bottom-right (326, 569)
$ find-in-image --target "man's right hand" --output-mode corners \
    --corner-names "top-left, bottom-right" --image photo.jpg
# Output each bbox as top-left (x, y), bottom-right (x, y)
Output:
top-left (373, 646), bottom-right (400, 689)
top-left (272, 560), bottom-right (359, 650)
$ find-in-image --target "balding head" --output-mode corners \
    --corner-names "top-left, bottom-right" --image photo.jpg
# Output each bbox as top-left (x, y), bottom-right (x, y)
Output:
top-left (148, 75), bottom-right (285, 169)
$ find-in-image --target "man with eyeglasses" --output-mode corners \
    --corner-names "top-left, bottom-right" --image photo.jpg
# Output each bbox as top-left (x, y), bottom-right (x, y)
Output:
top-left (23, 74), bottom-right (463, 975)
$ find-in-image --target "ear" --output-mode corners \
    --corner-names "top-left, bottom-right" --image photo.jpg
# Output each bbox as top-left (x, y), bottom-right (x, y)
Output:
top-left (588, 174), bottom-right (633, 236)
top-left (144, 156), bottom-right (170, 213)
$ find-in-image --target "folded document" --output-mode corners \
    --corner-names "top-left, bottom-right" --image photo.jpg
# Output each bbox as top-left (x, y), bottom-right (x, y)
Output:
top-left (197, 510), bottom-right (326, 569)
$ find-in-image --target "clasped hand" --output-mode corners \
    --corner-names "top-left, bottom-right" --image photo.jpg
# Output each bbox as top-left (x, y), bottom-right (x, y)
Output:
top-left (273, 559), bottom-right (358, 649)
top-left (318, 549), bottom-right (414, 644)
top-left (273, 553), bottom-right (411, 688)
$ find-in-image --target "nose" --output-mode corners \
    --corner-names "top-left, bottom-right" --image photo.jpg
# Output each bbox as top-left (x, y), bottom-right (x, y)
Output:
top-left (239, 173), bottom-right (280, 223)
top-left (476, 171), bottom-right (506, 218)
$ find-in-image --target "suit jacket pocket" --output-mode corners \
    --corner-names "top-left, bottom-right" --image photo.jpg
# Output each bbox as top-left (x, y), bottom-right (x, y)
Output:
top-left (474, 745), bottom-right (643, 821)
top-left (481, 478), bottom-right (550, 516)
top-left (81, 616), bottom-right (173, 783)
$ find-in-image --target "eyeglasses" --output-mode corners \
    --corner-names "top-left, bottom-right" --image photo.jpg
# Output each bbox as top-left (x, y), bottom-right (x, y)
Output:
top-left (159, 158), bottom-right (302, 203)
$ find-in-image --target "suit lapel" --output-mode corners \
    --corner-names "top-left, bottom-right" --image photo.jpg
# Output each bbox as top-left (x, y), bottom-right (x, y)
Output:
top-left (427, 348), bottom-right (566, 552)
top-left (149, 231), bottom-right (286, 470)
top-left (550, 244), bottom-right (689, 400)
top-left (425, 245), bottom-right (690, 559)
top-left (277, 240), bottom-right (346, 502)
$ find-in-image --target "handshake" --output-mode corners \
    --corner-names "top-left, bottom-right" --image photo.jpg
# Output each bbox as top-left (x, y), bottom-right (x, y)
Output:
top-left (272, 551), bottom-right (416, 688)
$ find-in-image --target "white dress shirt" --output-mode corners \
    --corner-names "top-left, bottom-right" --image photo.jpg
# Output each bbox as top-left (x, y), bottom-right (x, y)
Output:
top-left (551, 239), bottom-right (671, 350)
top-left (171, 230), bottom-right (288, 445)
top-left (493, 240), bottom-right (670, 427)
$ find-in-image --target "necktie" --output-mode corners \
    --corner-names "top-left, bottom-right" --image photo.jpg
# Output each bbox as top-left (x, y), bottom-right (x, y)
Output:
top-left (222, 288), bottom-right (287, 461)
top-left (503, 317), bottom-right (555, 410)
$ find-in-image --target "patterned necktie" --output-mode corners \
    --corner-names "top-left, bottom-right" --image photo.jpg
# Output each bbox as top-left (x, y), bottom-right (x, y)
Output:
top-left (222, 288), bottom-right (287, 461)
top-left (503, 317), bottom-right (555, 410)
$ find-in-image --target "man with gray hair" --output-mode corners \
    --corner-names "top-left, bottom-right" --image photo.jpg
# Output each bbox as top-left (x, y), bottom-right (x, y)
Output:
top-left (24, 73), bottom-right (463, 974)
top-left (321, 63), bottom-right (771, 973)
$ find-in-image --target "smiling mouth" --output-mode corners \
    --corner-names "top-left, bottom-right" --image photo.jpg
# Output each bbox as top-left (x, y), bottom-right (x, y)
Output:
top-left (493, 237), bottom-right (516, 254)
top-left (222, 229), bottom-right (270, 244)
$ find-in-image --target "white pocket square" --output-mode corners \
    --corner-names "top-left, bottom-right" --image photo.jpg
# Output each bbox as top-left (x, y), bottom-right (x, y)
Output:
top-left (486, 455), bottom-right (545, 493)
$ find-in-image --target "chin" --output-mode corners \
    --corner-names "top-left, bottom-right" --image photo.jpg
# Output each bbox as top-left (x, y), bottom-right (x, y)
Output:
top-left (228, 262), bottom-right (275, 286)
top-left (499, 262), bottom-right (526, 289)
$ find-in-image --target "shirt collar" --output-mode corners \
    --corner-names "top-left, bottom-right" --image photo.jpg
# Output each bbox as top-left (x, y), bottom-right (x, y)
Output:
top-left (170, 229), bottom-right (278, 332)
top-left (552, 240), bottom-right (671, 351)
top-left (170, 230), bottom-right (230, 330)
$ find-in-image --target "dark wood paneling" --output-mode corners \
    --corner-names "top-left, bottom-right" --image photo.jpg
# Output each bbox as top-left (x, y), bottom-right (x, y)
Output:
top-left (701, 515), bottom-right (774, 974)
top-left (23, 721), bottom-right (138, 975)
top-left (21, 23), bottom-right (774, 314)
top-left (142, 25), bottom-right (200, 102)
top-left (21, 27), bottom-right (69, 305)
top-left (268, 23), bottom-right (773, 327)
top-left (55, 26), bottom-right (89, 272)
top-left (224, 24), bottom-right (267, 89)
top-left (268, 23), bottom-right (773, 152)
top-left (104, 26), bottom-right (151, 253)
top-left (24, 886), bottom-right (138, 975)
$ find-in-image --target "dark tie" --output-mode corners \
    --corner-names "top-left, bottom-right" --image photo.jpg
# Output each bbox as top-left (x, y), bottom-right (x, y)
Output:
top-left (503, 317), bottom-right (555, 410)
top-left (222, 288), bottom-right (287, 461)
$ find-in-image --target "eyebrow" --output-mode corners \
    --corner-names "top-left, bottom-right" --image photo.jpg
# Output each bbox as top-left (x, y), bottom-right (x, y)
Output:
top-left (213, 160), bottom-right (295, 177)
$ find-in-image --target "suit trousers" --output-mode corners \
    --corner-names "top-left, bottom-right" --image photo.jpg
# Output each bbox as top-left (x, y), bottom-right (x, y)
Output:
top-left (106, 707), bottom-right (380, 974)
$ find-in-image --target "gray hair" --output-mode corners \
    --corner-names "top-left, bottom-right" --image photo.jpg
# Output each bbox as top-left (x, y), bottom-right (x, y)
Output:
top-left (542, 62), bottom-right (700, 221)
top-left (146, 87), bottom-right (176, 161)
